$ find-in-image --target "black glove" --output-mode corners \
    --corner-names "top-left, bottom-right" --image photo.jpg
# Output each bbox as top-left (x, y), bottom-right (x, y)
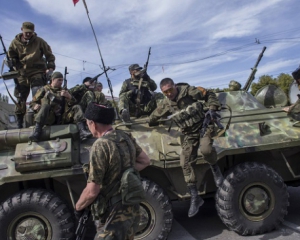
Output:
top-left (74, 209), bottom-right (84, 221)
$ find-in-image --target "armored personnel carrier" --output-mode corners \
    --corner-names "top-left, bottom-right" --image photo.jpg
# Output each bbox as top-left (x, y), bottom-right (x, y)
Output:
top-left (1, 47), bottom-right (300, 240)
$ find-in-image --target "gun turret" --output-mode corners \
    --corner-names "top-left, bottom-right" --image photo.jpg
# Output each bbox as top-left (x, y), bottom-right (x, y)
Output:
top-left (242, 46), bottom-right (267, 92)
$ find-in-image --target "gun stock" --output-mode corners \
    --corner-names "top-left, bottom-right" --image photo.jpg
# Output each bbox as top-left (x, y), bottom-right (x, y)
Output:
top-left (242, 46), bottom-right (267, 92)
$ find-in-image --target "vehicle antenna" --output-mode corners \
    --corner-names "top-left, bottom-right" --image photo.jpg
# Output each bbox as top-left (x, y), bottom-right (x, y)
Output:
top-left (81, 0), bottom-right (119, 115)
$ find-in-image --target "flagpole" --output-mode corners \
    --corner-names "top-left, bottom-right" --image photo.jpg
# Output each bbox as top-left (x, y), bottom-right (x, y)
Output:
top-left (81, 0), bottom-right (118, 114)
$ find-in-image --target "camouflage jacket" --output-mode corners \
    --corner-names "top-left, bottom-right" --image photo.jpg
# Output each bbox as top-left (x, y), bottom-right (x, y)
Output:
top-left (88, 130), bottom-right (142, 196)
top-left (69, 84), bottom-right (90, 103)
top-left (119, 77), bottom-right (157, 105)
top-left (94, 91), bottom-right (109, 105)
top-left (119, 77), bottom-right (157, 96)
top-left (8, 33), bottom-right (55, 77)
top-left (30, 85), bottom-right (76, 114)
top-left (149, 83), bottom-right (221, 123)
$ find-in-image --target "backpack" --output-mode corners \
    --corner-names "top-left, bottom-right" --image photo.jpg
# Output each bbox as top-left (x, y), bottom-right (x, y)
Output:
top-left (100, 131), bottom-right (145, 205)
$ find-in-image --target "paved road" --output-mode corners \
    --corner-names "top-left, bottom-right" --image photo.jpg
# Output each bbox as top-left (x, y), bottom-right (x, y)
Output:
top-left (85, 187), bottom-right (300, 240)
top-left (168, 186), bottom-right (300, 240)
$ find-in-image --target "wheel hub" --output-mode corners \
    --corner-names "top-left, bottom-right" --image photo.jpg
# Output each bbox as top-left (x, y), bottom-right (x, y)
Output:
top-left (16, 217), bottom-right (46, 239)
top-left (243, 187), bottom-right (269, 215)
top-left (135, 203), bottom-right (155, 239)
top-left (8, 212), bottom-right (51, 240)
top-left (240, 183), bottom-right (275, 221)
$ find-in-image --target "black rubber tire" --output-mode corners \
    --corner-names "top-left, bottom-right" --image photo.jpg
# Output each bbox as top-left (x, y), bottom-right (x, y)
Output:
top-left (0, 188), bottom-right (75, 240)
top-left (135, 179), bottom-right (173, 240)
top-left (216, 162), bottom-right (289, 236)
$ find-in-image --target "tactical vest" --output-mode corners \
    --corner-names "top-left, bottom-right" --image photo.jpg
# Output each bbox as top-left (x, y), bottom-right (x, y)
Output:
top-left (125, 78), bottom-right (152, 105)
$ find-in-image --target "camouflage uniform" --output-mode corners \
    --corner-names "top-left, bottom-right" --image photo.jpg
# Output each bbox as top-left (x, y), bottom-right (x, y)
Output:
top-left (119, 78), bottom-right (164, 116)
top-left (30, 85), bottom-right (85, 125)
top-left (89, 130), bottom-right (142, 240)
top-left (149, 83), bottom-right (221, 185)
top-left (8, 33), bottom-right (55, 117)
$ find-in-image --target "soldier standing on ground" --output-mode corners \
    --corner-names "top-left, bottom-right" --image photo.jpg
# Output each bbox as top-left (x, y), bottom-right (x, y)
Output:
top-left (29, 72), bottom-right (91, 142)
top-left (148, 78), bottom-right (224, 217)
top-left (75, 102), bottom-right (150, 239)
top-left (8, 22), bottom-right (55, 128)
top-left (118, 64), bottom-right (164, 122)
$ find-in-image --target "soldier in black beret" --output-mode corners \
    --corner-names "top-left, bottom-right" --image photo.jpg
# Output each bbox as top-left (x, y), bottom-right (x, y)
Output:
top-left (75, 102), bottom-right (150, 239)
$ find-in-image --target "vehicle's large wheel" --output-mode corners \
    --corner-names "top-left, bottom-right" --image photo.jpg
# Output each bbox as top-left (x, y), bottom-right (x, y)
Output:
top-left (0, 188), bottom-right (75, 240)
top-left (216, 162), bottom-right (289, 236)
top-left (135, 179), bottom-right (173, 240)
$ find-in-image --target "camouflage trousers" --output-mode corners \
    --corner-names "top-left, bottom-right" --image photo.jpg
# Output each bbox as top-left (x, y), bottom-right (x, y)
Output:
top-left (119, 91), bottom-right (164, 116)
top-left (79, 91), bottom-right (95, 113)
top-left (34, 104), bottom-right (85, 125)
top-left (94, 202), bottom-right (140, 240)
top-left (14, 72), bottom-right (45, 115)
top-left (181, 127), bottom-right (217, 185)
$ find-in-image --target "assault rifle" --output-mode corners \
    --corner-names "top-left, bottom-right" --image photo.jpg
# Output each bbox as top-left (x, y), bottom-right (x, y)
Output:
top-left (136, 47), bottom-right (151, 117)
top-left (56, 67), bottom-right (68, 124)
top-left (89, 67), bottom-right (115, 84)
top-left (242, 46), bottom-right (267, 92)
top-left (0, 34), bottom-right (21, 107)
top-left (75, 209), bottom-right (91, 240)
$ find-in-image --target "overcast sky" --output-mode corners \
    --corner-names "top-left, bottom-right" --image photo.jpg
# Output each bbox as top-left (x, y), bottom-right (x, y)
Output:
top-left (0, 0), bottom-right (299, 102)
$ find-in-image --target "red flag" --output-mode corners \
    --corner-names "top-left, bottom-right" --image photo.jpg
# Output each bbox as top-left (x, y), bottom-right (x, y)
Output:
top-left (73, 0), bottom-right (79, 6)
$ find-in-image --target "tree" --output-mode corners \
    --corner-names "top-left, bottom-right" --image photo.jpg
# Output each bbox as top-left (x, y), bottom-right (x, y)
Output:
top-left (251, 75), bottom-right (277, 96)
top-left (276, 73), bottom-right (293, 97)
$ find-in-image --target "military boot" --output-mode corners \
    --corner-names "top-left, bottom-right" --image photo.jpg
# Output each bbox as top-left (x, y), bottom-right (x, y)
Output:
top-left (77, 122), bottom-right (92, 141)
top-left (16, 114), bottom-right (24, 129)
top-left (29, 123), bottom-right (43, 142)
top-left (210, 164), bottom-right (224, 188)
top-left (188, 184), bottom-right (204, 218)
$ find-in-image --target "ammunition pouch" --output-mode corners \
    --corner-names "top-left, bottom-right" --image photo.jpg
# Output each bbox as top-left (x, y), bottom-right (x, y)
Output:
top-left (172, 102), bottom-right (204, 129)
top-left (120, 168), bottom-right (145, 205)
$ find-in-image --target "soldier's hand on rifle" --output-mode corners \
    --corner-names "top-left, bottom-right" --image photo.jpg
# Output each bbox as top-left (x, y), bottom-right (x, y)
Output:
top-left (74, 209), bottom-right (84, 221)
top-left (61, 90), bottom-right (72, 100)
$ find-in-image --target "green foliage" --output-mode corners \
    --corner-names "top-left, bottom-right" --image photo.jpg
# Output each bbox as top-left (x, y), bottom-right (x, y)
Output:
top-left (250, 74), bottom-right (293, 96)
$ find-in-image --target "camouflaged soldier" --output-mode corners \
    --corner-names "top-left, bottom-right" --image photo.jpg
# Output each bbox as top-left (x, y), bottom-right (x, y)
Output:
top-left (228, 80), bottom-right (242, 91)
top-left (118, 64), bottom-right (164, 122)
top-left (8, 22), bottom-right (55, 128)
top-left (29, 72), bottom-right (92, 142)
top-left (75, 102), bottom-right (150, 240)
top-left (148, 78), bottom-right (224, 218)
top-left (283, 65), bottom-right (300, 120)
top-left (69, 77), bottom-right (96, 112)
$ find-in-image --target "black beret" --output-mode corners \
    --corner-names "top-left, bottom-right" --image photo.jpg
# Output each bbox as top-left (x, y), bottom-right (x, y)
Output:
top-left (85, 102), bottom-right (115, 124)
top-left (83, 77), bottom-right (92, 84)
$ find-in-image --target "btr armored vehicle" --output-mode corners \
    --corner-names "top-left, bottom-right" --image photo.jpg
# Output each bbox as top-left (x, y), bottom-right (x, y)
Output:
top-left (1, 47), bottom-right (300, 239)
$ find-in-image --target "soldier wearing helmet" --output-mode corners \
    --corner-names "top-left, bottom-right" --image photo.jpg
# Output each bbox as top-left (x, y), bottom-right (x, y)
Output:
top-left (118, 64), bottom-right (164, 123)
top-left (228, 80), bottom-right (241, 91)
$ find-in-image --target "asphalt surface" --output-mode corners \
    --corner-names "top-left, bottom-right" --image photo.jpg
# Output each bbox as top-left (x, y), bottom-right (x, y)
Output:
top-left (85, 187), bottom-right (300, 240)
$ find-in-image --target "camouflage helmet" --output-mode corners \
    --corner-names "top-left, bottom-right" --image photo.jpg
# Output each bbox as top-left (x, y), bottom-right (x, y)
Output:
top-left (229, 80), bottom-right (241, 91)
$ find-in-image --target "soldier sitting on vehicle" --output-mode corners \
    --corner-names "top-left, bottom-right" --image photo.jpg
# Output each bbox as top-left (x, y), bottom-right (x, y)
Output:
top-left (29, 72), bottom-right (92, 142)
top-left (118, 64), bottom-right (164, 123)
